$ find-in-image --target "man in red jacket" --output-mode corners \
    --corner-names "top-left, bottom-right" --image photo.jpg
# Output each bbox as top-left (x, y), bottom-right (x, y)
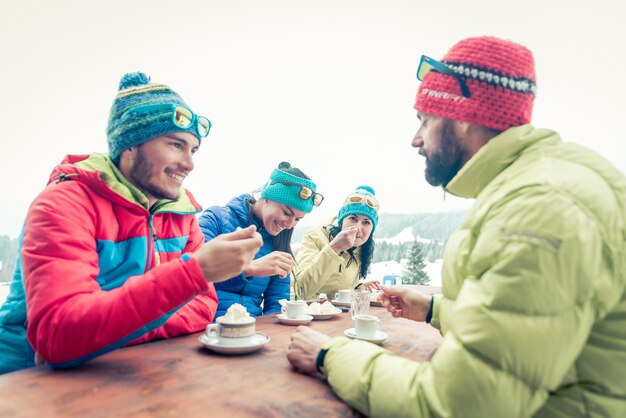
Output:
top-left (0, 72), bottom-right (262, 374)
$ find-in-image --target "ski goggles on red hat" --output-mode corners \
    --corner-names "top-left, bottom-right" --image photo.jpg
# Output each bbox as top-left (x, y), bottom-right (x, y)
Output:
top-left (417, 55), bottom-right (471, 98)
top-left (122, 103), bottom-right (212, 138)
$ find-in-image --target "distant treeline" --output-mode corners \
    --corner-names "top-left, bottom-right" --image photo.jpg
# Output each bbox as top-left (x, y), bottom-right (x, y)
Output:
top-left (374, 210), bottom-right (467, 241)
top-left (372, 210), bottom-right (467, 263)
top-left (374, 240), bottom-right (444, 264)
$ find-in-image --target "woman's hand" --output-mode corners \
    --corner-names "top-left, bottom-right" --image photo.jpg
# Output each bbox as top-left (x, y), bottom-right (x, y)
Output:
top-left (244, 251), bottom-right (295, 278)
top-left (287, 326), bottom-right (332, 374)
top-left (357, 280), bottom-right (382, 292)
top-left (378, 285), bottom-right (432, 322)
top-left (329, 226), bottom-right (357, 253)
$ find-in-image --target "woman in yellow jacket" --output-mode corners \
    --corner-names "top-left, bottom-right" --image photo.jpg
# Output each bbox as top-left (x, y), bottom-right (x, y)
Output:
top-left (292, 186), bottom-right (381, 300)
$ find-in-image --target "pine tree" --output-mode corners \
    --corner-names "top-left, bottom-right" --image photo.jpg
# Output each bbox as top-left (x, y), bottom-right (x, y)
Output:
top-left (403, 240), bottom-right (429, 285)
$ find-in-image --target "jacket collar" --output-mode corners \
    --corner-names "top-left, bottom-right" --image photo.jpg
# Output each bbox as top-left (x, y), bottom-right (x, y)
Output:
top-left (445, 125), bottom-right (552, 199)
top-left (53, 153), bottom-right (201, 214)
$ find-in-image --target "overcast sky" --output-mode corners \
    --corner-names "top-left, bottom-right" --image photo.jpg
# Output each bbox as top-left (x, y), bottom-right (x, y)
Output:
top-left (1, 0), bottom-right (625, 239)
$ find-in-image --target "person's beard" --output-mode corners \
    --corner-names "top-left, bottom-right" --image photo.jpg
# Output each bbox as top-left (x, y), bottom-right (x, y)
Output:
top-left (422, 120), bottom-right (466, 187)
top-left (129, 146), bottom-right (180, 202)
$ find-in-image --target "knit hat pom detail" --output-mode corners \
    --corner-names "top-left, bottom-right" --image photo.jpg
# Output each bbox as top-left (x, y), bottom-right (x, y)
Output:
top-left (355, 185), bottom-right (375, 196)
top-left (278, 161), bottom-right (292, 170)
top-left (118, 72), bottom-right (151, 90)
top-left (107, 71), bottom-right (199, 163)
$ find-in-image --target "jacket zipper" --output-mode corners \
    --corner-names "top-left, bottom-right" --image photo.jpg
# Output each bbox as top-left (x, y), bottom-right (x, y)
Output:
top-left (145, 215), bottom-right (155, 272)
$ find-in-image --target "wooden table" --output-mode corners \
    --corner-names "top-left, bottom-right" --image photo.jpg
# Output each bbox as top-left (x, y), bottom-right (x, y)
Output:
top-left (0, 288), bottom-right (442, 418)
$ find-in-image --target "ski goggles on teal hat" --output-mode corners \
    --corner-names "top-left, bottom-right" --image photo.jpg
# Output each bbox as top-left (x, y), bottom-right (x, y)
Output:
top-left (108, 103), bottom-right (212, 162)
top-left (261, 169), bottom-right (322, 213)
top-left (120, 103), bottom-right (211, 138)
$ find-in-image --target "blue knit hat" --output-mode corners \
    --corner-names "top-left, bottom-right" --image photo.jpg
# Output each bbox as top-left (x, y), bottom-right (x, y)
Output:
top-left (260, 163), bottom-right (319, 213)
top-left (337, 186), bottom-right (379, 232)
top-left (107, 72), bottom-right (203, 163)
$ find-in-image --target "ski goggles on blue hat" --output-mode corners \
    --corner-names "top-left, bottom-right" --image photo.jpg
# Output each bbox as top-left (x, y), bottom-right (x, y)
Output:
top-left (121, 103), bottom-right (212, 138)
top-left (343, 194), bottom-right (379, 211)
top-left (417, 55), bottom-right (471, 98)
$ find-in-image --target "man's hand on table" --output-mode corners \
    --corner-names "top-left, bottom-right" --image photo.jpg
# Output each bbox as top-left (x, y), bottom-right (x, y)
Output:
top-left (378, 285), bottom-right (431, 322)
top-left (287, 326), bottom-right (331, 374)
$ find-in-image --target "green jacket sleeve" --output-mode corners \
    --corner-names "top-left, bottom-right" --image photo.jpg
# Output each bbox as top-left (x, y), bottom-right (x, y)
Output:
top-left (323, 188), bottom-right (612, 417)
top-left (293, 226), bottom-right (343, 299)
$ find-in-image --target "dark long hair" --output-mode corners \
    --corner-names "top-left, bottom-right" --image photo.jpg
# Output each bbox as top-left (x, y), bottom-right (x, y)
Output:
top-left (249, 161), bottom-right (312, 256)
top-left (328, 224), bottom-right (375, 279)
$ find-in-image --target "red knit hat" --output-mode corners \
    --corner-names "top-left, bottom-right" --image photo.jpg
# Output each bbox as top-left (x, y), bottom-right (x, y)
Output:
top-left (414, 36), bottom-right (536, 131)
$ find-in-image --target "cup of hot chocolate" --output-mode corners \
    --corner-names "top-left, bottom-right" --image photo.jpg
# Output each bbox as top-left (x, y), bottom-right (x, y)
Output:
top-left (206, 303), bottom-right (256, 345)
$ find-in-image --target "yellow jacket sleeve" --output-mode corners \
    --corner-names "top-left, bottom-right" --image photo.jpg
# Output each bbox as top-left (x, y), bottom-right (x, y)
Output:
top-left (293, 226), bottom-right (359, 299)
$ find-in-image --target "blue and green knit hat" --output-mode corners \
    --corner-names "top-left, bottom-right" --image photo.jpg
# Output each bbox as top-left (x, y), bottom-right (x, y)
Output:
top-left (260, 164), bottom-right (319, 213)
top-left (337, 185), bottom-right (380, 232)
top-left (106, 72), bottom-right (202, 163)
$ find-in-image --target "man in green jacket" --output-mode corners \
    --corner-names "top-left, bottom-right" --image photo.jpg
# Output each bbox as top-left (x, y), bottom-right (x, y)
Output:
top-left (287, 36), bottom-right (626, 417)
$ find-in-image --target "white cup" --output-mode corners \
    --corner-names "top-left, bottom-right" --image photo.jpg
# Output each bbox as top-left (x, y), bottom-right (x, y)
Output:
top-left (206, 316), bottom-right (256, 345)
top-left (354, 314), bottom-right (380, 339)
top-left (334, 289), bottom-right (353, 302)
top-left (282, 300), bottom-right (307, 319)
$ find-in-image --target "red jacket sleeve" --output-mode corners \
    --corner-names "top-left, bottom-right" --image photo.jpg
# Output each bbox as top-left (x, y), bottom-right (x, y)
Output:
top-left (23, 182), bottom-right (210, 366)
top-left (129, 219), bottom-right (218, 345)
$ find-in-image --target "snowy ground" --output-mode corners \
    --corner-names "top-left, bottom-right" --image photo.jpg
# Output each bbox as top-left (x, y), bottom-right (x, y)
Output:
top-left (375, 226), bottom-right (431, 245)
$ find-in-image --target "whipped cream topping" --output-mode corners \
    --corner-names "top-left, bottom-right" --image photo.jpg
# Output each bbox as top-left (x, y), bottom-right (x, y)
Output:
top-left (223, 303), bottom-right (251, 323)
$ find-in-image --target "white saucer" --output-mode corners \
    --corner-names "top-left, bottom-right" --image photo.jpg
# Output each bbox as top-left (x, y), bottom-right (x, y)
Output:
top-left (307, 308), bottom-right (342, 320)
top-left (199, 332), bottom-right (270, 354)
top-left (344, 328), bottom-right (388, 345)
top-left (330, 299), bottom-right (352, 307)
top-left (277, 313), bottom-right (313, 325)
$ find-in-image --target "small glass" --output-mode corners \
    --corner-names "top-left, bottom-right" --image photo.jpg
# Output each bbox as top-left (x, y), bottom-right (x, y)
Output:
top-left (350, 290), bottom-right (371, 320)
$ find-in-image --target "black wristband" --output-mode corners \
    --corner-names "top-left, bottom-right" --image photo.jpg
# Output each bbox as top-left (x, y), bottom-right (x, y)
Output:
top-left (426, 296), bottom-right (434, 323)
top-left (316, 348), bottom-right (329, 375)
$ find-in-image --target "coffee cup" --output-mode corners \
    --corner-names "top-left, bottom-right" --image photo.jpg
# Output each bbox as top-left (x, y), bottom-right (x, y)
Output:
top-left (354, 314), bottom-right (380, 339)
top-left (334, 289), bottom-right (352, 302)
top-left (282, 300), bottom-right (307, 319)
top-left (206, 316), bottom-right (256, 345)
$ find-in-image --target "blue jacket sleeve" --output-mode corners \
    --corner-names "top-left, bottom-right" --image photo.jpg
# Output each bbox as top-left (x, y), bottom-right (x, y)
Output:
top-left (263, 273), bottom-right (290, 314)
top-left (198, 208), bottom-right (222, 242)
top-left (198, 206), bottom-right (249, 293)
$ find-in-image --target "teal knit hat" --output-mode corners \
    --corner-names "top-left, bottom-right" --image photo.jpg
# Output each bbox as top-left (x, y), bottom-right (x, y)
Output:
top-left (337, 185), bottom-right (379, 232)
top-left (260, 163), bottom-right (320, 213)
top-left (107, 72), bottom-right (205, 163)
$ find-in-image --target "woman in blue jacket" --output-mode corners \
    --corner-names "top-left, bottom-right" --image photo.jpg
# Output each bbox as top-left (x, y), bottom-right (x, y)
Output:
top-left (198, 162), bottom-right (322, 318)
